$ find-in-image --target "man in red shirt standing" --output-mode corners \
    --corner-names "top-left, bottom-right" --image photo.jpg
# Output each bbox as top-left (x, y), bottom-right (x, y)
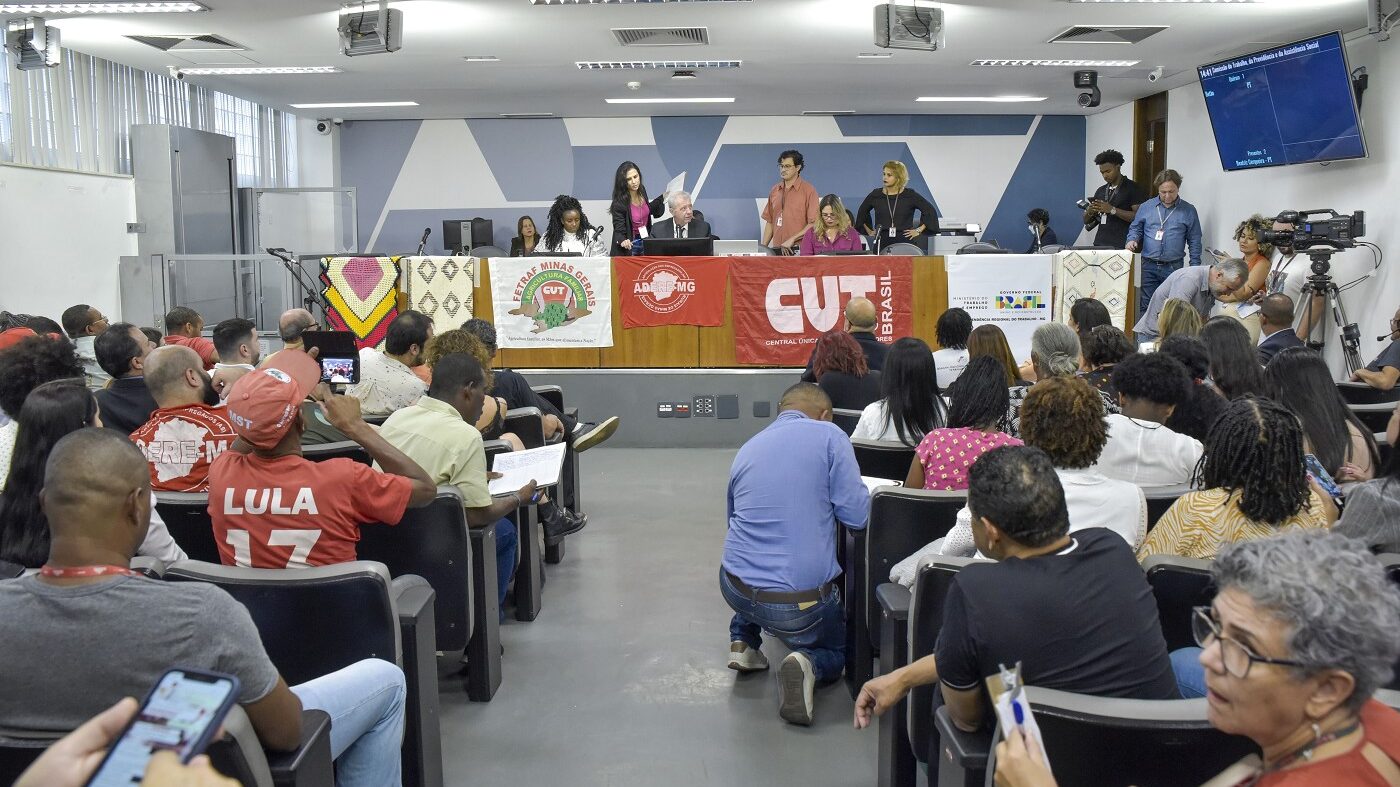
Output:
top-left (131, 345), bottom-right (235, 492)
top-left (208, 349), bottom-right (436, 568)
top-left (161, 307), bottom-right (219, 371)
top-left (761, 149), bottom-right (819, 255)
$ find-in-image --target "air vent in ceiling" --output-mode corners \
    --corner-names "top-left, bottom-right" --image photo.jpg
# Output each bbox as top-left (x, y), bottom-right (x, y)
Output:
top-left (612, 27), bottom-right (708, 47)
top-left (126, 33), bottom-right (245, 52)
top-left (576, 59), bottom-right (737, 70)
top-left (1049, 25), bottom-right (1168, 44)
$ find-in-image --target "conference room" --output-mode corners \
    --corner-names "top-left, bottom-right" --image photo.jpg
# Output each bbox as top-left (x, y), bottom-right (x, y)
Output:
top-left (2, 0), bottom-right (1400, 785)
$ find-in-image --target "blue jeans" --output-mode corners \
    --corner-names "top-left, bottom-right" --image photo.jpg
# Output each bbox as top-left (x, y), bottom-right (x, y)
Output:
top-left (290, 658), bottom-right (406, 787)
top-left (1139, 258), bottom-right (1183, 316)
top-left (719, 568), bottom-right (846, 683)
top-left (493, 518), bottom-right (518, 614)
top-left (1171, 647), bottom-right (1207, 698)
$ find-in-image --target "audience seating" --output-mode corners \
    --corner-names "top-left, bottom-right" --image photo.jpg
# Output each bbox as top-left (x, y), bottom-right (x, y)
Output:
top-left (153, 491), bottom-right (222, 563)
top-left (1338, 381), bottom-right (1400, 406)
top-left (1348, 401), bottom-right (1395, 434)
top-left (302, 440), bottom-right (371, 465)
top-left (483, 437), bottom-right (543, 622)
top-left (933, 707), bottom-right (989, 787)
top-left (162, 560), bottom-right (443, 787)
top-left (845, 488), bottom-right (966, 699)
top-left (531, 384), bottom-right (582, 564)
top-left (985, 687), bottom-right (1258, 787)
top-left (359, 485), bottom-right (502, 702)
top-left (1144, 484), bottom-right (1194, 533)
top-left (1142, 554), bottom-right (1215, 652)
top-left (0, 559), bottom-right (22, 579)
top-left (873, 555), bottom-right (977, 787)
top-left (1376, 432), bottom-right (1392, 469)
top-left (362, 414), bottom-right (389, 426)
top-left (880, 242), bottom-right (923, 256)
top-left (832, 408), bottom-right (862, 436)
top-left (851, 438), bottom-right (916, 483)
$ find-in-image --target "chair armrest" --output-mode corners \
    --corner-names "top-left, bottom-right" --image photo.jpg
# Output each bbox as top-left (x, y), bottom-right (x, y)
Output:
top-left (531, 385), bottom-right (564, 412)
top-left (875, 582), bottom-right (911, 621)
top-left (934, 706), bottom-right (991, 770)
top-left (391, 577), bottom-right (444, 787)
top-left (266, 709), bottom-right (334, 787)
top-left (129, 556), bottom-right (166, 578)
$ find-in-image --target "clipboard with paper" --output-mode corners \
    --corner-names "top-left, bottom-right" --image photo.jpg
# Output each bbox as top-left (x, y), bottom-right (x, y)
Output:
top-left (488, 443), bottom-right (567, 497)
top-left (986, 662), bottom-right (1052, 770)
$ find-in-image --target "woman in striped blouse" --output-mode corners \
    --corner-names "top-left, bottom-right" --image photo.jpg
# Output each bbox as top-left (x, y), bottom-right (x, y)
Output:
top-left (1138, 397), bottom-right (1336, 562)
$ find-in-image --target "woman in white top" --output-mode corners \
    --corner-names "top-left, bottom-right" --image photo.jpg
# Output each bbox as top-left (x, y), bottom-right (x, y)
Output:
top-left (852, 337), bottom-right (947, 445)
top-left (1093, 351), bottom-right (1204, 488)
top-left (931, 308), bottom-right (971, 391)
top-left (536, 194), bottom-right (606, 257)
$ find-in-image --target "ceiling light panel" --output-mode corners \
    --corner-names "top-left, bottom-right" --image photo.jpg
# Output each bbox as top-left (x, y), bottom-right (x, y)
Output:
top-left (179, 66), bottom-right (342, 75)
top-left (917, 96), bottom-right (1048, 102)
top-left (605, 97), bottom-right (734, 103)
top-left (462, 55), bottom-right (500, 62)
top-left (971, 59), bottom-right (1139, 67)
top-left (1068, 0), bottom-right (1252, 3)
top-left (533, 0), bottom-right (749, 4)
top-left (0, 1), bottom-right (205, 11)
top-left (577, 59), bottom-right (739, 70)
top-left (289, 101), bottom-right (418, 108)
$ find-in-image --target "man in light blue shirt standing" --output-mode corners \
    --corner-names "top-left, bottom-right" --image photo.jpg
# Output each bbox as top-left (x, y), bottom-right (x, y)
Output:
top-left (721, 382), bottom-right (869, 726)
top-left (1125, 169), bottom-right (1203, 318)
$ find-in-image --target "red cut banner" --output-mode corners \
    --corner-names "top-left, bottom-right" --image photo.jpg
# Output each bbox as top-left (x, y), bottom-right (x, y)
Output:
top-left (615, 256), bottom-right (730, 328)
top-left (730, 256), bottom-right (915, 365)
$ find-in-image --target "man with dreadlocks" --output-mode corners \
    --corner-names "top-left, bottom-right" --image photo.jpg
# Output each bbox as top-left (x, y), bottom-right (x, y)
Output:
top-left (1138, 396), bottom-right (1336, 562)
top-left (535, 195), bottom-right (606, 257)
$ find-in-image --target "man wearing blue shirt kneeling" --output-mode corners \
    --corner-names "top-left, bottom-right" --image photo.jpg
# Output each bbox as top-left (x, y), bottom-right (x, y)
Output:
top-left (720, 383), bottom-right (870, 725)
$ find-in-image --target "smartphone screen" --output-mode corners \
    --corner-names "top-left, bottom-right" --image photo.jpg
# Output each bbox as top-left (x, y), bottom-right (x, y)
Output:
top-left (301, 330), bottom-right (360, 384)
top-left (86, 669), bottom-right (240, 787)
top-left (319, 355), bottom-right (359, 384)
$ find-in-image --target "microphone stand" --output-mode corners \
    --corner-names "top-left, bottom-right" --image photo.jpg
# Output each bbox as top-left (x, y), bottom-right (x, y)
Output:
top-left (266, 247), bottom-right (323, 322)
top-left (874, 225), bottom-right (884, 255)
top-left (415, 227), bottom-right (431, 257)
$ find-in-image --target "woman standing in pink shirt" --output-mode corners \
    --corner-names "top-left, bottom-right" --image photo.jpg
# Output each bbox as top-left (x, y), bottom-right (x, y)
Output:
top-left (608, 161), bottom-right (666, 256)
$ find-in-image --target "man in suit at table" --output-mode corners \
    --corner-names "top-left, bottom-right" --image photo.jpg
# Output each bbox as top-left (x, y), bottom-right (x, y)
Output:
top-left (650, 192), bottom-right (712, 240)
top-left (1256, 293), bottom-right (1305, 366)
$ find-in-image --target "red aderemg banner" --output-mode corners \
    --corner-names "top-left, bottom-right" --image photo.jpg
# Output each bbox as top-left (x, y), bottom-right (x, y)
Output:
top-left (615, 256), bottom-right (730, 328)
top-left (730, 256), bottom-right (915, 365)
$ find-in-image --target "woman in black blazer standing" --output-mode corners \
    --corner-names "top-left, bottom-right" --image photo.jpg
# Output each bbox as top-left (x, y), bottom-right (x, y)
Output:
top-left (609, 161), bottom-right (666, 256)
top-left (855, 160), bottom-right (939, 253)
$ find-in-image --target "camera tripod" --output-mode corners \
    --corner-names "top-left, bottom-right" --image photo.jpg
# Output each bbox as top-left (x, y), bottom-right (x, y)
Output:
top-left (1296, 251), bottom-right (1363, 375)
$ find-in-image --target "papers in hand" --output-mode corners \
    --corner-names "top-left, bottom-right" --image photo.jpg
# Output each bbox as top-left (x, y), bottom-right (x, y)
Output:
top-left (987, 663), bottom-right (1052, 773)
top-left (488, 443), bottom-right (567, 497)
top-left (862, 476), bottom-right (903, 494)
top-left (1235, 302), bottom-right (1262, 319)
top-left (664, 171), bottom-right (686, 200)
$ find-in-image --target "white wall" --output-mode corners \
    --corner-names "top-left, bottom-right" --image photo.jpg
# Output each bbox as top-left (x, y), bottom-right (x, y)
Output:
top-left (1078, 102), bottom-right (1137, 246)
top-left (1164, 34), bottom-right (1396, 375)
top-left (0, 164), bottom-right (137, 324)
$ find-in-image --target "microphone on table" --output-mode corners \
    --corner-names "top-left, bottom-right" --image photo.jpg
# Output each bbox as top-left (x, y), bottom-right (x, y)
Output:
top-left (415, 227), bottom-right (431, 256)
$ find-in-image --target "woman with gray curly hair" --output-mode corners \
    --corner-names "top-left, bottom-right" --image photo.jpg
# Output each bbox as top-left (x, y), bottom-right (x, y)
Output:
top-left (1003, 322), bottom-right (1118, 438)
top-left (995, 529), bottom-right (1400, 786)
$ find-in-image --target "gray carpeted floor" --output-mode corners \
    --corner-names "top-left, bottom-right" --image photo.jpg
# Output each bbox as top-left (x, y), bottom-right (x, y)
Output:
top-left (439, 447), bottom-right (877, 786)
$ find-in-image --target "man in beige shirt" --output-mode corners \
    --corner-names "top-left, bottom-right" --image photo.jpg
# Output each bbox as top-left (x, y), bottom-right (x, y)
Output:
top-left (761, 149), bottom-right (819, 254)
top-left (347, 311), bottom-right (432, 417)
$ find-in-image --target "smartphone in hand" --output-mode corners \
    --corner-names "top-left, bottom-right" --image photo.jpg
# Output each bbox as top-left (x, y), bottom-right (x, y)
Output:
top-left (84, 668), bottom-right (240, 787)
top-left (301, 330), bottom-right (360, 385)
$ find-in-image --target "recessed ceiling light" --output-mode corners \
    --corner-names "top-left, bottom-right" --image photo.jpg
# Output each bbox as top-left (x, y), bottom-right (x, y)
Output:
top-left (462, 55), bottom-right (500, 62)
top-left (576, 60), bottom-right (740, 70)
top-left (916, 96), bottom-right (1048, 102)
top-left (1068, 0), bottom-right (1253, 3)
top-left (857, 52), bottom-right (893, 59)
top-left (289, 101), bottom-right (418, 108)
top-left (971, 59), bottom-right (1139, 67)
top-left (177, 66), bottom-right (342, 75)
top-left (499, 112), bottom-right (556, 118)
top-left (532, 0), bottom-right (750, 4)
top-left (0, 1), bottom-right (205, 11)
top-left (604, 97), bottom-right (735, 104)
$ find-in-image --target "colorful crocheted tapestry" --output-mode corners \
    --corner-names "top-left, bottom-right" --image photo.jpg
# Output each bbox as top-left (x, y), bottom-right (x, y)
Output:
top-left (1053, 250), bottom-right (1132, 331)
top-left (320, 256), bottom-right (401, 350)
top-left (403, 256), bottom-right (475, 327)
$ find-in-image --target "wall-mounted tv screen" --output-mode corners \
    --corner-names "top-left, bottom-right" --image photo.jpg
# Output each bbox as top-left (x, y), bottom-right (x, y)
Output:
top-left (1197, 31), bottom-right (1366, 172)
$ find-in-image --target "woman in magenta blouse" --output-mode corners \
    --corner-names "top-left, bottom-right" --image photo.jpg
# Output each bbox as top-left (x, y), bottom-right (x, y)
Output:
top-left (906, 356), bottom-right (1022, 491)
top-left (609, 160), bottom-right (667, 256)
top-left (799, 195), bottom-right (865, 255)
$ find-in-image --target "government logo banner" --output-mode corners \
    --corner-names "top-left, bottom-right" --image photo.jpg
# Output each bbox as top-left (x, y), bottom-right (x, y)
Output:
top-left (489, 256), bottom-right (614, 348)
top-left (945, 254), bottom-right (1053, 362)
top-left (615, 256), bottom-right (730, 328)
top-left (730, 256), bottom-right (914, 366)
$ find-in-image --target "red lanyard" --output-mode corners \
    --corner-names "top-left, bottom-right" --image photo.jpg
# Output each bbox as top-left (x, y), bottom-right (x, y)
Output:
top-left (39, 564), bottom-right (138, 578)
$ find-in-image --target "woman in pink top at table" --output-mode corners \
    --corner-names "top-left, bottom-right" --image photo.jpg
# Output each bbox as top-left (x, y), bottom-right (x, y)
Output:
top-left (609, 160), bottom-right (667, 256)
top-left (907, 355), bottom-right (1022, 491)
top-left (799, 195), bottom-right (865, 256)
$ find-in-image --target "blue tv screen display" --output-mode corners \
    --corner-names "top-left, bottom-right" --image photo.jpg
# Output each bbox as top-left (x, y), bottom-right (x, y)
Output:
top-left (1197, 31), bottom-right (1366, 172)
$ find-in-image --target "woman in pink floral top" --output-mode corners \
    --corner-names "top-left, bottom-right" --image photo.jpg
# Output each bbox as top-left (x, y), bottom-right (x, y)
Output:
top-left (906, 356), bottom-right (1022, 491)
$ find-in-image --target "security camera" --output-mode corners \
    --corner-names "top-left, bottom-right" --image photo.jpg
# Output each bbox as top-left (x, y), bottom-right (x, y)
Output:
top-left (315, 120), bottom-right (333, 135)
top-left (1078, 87), bottom-right (1102, 108)
top-left (332, 118), bottom-right (344, 126)
top-left (167, 65), bottom-right (185, 80)
top-left (1148, 66), bottom-right (1165, 83)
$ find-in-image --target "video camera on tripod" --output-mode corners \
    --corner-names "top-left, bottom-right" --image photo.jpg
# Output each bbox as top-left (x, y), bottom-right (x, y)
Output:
top-left (1258, 209), bottom-right (1367, 371)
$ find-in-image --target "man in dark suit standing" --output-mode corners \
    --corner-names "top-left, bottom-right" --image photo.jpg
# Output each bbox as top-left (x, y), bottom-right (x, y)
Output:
top-left (1256, 293), bottom-right (1305, 366)
top-left (650, 192), bottom-right (712, 240)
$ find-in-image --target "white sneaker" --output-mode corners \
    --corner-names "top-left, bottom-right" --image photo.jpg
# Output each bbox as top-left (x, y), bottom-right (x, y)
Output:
top-left (728, 641), bottom-right (769, 672)
top-left (777, 652), bottom-right (816, 725)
